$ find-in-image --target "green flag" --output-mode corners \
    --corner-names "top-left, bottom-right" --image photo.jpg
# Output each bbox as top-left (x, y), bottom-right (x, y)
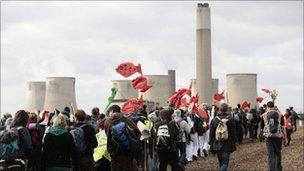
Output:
top-left (103, 87), bottom-right (118, 113)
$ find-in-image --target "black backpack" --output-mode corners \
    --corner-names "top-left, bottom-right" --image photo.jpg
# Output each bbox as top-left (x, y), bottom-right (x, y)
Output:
top-left (267, 111), bottom-right (280, 133)
top-left (155, 124), bottom-right (172, 152)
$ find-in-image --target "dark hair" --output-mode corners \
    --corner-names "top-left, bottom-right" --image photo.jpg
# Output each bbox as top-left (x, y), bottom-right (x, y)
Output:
top-left (267, 101), bottom-right (274, 108)
top-left (98, 113), bottom-right (106, 120)
top-left (108, 105), bottom-right (121, 113)
top-left (14, 110), bottom-right (29, 127)
top-left (86, 114), bottom-right (91, 121)
top-left (289, 106), bottom-right (293, 110)
top-left (250, 109), bottom-right (257, 114)
top-left (75, 109), bottom-right (86, 122)
top-left (219, 103), bottom-right (229, 113)
top-left (237, 104), bottom-right (241, 108)
top-left (64, 106), bottom-right (70, 113)
top-left (92, 107), bottom-right (100, 116)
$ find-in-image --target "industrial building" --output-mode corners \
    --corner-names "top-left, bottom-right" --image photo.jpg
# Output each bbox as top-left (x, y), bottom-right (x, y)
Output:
top-left (25, 81), bottom-right (46, 112)
top-left (226, 73), bottom-right (258, 108)
top-left (44, 77), bottom-right (77, 112)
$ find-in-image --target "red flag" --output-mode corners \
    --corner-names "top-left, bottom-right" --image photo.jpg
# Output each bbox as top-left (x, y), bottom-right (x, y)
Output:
top-left (116, 62), bottom-right (142, 78)
top-left (262, 88), bottom-right (272, 94)
top-left (168, 88), bottom-right (191, 108)
top-left (180, 94), bottom-right (191, 108)
top-left (214, 90), bottom-right (225, 102)
top-left (139, 84), bottom-right (152, 92)
top-left (189, 102), bottom-right (198, 114)
top-left (256, 97), bottom-right (264, 103)
top-left (241, 101), bottom-right (251, 109)
top-left (131, 76), bottom-right (152, 92)
top-left (121, 96), bottom-right (144, 114)
top-left (131, 76), bottom-right (147, 89)
top-left (198, 105), bottom-right (209, 121)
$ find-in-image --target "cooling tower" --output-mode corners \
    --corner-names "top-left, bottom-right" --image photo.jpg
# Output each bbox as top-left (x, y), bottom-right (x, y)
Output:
top-left (111, 80), bottom-right (138, 100)
top-left (168, 70), bottom-right (176, 96)
top-left (196, 3), bottom-right (212, 104)
top-left (142, 75), bottom-right (171, 107)
top-left (25, 81), bottom-right (46, 112)
top-left (226, 73), bottom-right (257, 108)
top-left (44, 77), bottom-right (77, 112)
top-left (212, 78), bottom-right (219, 95)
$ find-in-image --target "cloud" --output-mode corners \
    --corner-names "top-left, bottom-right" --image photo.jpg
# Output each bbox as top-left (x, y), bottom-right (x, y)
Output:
top-left (1, 1), bottom-right (303, 113)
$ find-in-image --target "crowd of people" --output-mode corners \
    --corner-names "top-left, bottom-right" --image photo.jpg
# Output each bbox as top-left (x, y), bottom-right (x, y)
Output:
top-left (0, 101), bottom-right (300, 171)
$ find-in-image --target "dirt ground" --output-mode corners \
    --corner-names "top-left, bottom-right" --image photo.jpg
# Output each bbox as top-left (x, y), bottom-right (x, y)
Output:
top-left (186, 127), bottom-right (304, 171)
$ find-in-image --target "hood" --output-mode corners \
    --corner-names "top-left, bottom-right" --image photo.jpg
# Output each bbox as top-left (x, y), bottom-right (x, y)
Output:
top-left (49, 126), bottom-right (68, 136)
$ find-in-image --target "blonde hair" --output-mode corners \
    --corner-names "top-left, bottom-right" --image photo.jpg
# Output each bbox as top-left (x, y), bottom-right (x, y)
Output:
top-left (29, 113), bottom-right (39, 123)
top-left (53, 115), bottom-right (67, 127)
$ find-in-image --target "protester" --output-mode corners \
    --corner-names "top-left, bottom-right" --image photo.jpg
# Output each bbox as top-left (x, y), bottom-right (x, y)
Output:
top-left (94, 118), bottom-right (111, 171)
top-left (172, 109), bottom-right (190, 165)
top-left (13, 110), bottom-right (33, 160)
top-left (185, 112), bottom-right (199, 163)
top-left (104, 105), bottom-right (142, 171)
top-left (232, 108), bottom-right (243, 144)
top-left (283, 109), bottom-right (293, 146)
top-left (261, 101), bottom-right (287, 171)
top-left (27, 112), bottom-right (43, 171)
top-left (209, 103), bottom-right (237, 171)
top-left (289, 107), bottom-right (299, 132)
top-left (155, 109), bottom-right (184, 171)
top-left (72, 109), bottom-right (98, 171)
top-left (91, 107), bottom-right (100, 133)
top-left (0, 113), bottom-right (12, 130)
top-left (41, 115), bottom-right (78, 171)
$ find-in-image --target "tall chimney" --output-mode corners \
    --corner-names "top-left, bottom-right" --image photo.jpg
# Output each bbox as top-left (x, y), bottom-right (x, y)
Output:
top-left (168, 70), bottom-right (176, 96)
top-left (44, 77), bottom-right (77, 112)
top-left (25, 81), bottom-right (46, 112)
top-left (196, 3), bottom-right (212, 104)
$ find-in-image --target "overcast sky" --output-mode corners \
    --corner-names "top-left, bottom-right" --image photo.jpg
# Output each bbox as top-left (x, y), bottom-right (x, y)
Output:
top-left (1, 1), bottom-right (303, 114)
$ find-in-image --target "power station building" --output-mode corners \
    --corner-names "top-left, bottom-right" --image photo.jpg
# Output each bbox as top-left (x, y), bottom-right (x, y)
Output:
top-left (196, 3), bottom-right (213, 104)
top-left (226, 73), bottom-right (258, 108)
top-left (191, 78), bottom-right (219, 97)
top-left (25, 81), bottom-right (46, 112)
top-left (111, 70), bottom-right (176, 108)
top-left (44, 77), bottom-right (77, 112)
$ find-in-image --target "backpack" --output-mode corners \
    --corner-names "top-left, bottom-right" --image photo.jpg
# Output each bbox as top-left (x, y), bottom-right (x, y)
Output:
top-left (246, 113), bottom-right (253, 124)
top-left (174, 120), bottom-right (185, 143)
top-left (155, 124), bottom-right (172, 152)
top-left (110, 120), bottom-right (142, 155)
top-left (284, 117), bottom-right (293, 131)
top-left (215, 117), bottom-right (229, 141)
top-left (263, 111), bottom-right (282, 138)
top-left (70, 124), bottom-right (87, 155)
top-left (0, 126), bottom-right (22, 160)
top-left (233, 113), bottom-right (240, 122)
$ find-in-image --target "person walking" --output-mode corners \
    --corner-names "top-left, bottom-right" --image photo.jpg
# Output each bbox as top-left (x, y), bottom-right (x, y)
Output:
top-left (262, 101), bottom-right (288, 171)
top-left (41, 115), bottom-right (78, 171)
top-left (209, 103), bottom-right (237, 171)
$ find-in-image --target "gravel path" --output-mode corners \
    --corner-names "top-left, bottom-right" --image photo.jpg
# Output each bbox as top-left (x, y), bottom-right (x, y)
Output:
top-left (186, 127), bottom-right (304, 171)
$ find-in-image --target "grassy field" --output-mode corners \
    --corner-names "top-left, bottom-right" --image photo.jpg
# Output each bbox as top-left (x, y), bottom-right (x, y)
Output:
top-left (186, 127), bottom-right (304, 171)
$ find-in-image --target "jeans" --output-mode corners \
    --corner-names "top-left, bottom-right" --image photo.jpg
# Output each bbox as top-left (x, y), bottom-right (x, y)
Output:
top-left (217, 151), bottom-right (230, 171)
top-left (177, 142), bottom-right (187, 165)
top-left (266, 138), bottom-right (282, 171)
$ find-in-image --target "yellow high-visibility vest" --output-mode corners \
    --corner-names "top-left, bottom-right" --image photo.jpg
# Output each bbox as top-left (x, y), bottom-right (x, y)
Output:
top-left (93, 130), bottom-right (111, 162)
